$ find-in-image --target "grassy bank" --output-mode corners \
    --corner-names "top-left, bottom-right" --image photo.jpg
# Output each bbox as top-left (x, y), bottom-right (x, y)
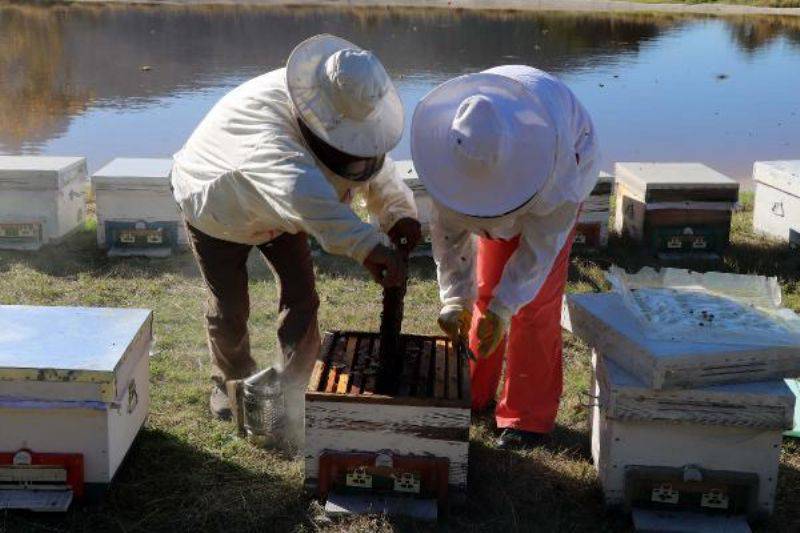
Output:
top-left (627, 0), bottom-right (800, 9)
top-left (1, 193), bottom-right (799, 532)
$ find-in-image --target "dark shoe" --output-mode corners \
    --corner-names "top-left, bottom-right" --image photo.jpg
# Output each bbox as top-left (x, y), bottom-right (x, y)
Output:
top-left (210, 384), bottom-right (232, 421)
top-left (496, 428), bottom-right (550, 450)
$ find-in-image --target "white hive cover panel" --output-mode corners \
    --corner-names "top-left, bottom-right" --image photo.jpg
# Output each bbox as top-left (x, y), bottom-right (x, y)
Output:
top-left (607, 267), bottom-right (800, 347)
top-left (0, 305), bottom-right (152, 374)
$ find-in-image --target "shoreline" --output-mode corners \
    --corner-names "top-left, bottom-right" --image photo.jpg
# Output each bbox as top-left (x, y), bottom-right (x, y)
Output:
top-left (64, 0), bottom-right (800, 17)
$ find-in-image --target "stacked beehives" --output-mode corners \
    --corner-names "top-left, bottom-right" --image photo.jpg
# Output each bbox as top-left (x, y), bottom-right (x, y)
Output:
top-left (574, 171), bottom-right (613, 250)
top-left (615, 163), bottom-right (740, 259)
top-left (565, 268), bottom-right (800, 529)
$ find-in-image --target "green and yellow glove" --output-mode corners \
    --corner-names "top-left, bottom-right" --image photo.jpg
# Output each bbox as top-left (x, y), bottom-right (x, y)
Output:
top-left (437, 305), bottom-right (472, 344)
top-left (476, 309), bottom-right (507, 359)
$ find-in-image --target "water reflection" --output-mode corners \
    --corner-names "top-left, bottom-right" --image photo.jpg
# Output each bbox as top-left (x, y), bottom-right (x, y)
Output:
top-left (1, 5), bottom-right (799, 179)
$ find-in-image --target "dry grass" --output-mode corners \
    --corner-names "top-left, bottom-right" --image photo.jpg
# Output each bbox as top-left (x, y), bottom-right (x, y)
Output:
top-left (627, 0), bottom-right (800, 8)
top-left (1, 195), bottom-right (799, 532)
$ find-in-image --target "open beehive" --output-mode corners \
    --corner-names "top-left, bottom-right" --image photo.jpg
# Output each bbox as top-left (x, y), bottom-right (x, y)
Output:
top-left (305, 331), bottom-right (471, 511)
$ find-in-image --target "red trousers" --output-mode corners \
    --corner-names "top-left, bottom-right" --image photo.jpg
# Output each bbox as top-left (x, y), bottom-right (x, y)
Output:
top-left (468, 231), bottom-right (574, 433)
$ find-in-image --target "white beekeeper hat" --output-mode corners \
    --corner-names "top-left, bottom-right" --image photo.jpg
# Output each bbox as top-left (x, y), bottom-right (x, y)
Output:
top-left (411, 73), bottom-right (558, 218)
top-left (286, 34), bottom-right (404, 158)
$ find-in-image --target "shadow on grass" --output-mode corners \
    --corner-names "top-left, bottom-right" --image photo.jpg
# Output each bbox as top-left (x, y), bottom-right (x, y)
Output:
top-left (444, 438), bottom-right (627, 532)
top-left (765, 459), bottom-right (800, 533)
top-left (1, 428), bottom-right (310, 533)
top-left (0, 227), bottom-right (440, 284)
top-left (569, 230), bottom-right (799, 291)
top-left (0, 227), bottom-right (203, 280)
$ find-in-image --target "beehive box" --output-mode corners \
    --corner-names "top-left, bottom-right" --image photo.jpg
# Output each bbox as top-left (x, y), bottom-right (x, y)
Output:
top-left (752, 160), bottom-right (800, 244)
top-left (614, 163), bottom-right (739, 257)
top-left (305, 331), bottom-right (471, 498)
top-left (369, 160), bottom-right (432, 257)
top-left (594, 351), bottom-right (794, 430)
top-left (92, 158), bottom-right (186, 257)
top-left (590, 352), bottom-right (786, 518)
top-left (574, 171), bottom-right (613, 249)
top-left (0, 156), bottom-right (87, 251)
top-left (785, 378), bottom-right (800, 438)
top-left (0, 305), bottom-right (152, 507)
top-left (566, 292), bottom-right (800, 390)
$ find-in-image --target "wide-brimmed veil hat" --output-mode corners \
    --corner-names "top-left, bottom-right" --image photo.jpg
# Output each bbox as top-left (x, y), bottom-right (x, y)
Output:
top-left (287, 34), bottom-right (404, 158)
top-left (411, 72), bottom-right (558, 218)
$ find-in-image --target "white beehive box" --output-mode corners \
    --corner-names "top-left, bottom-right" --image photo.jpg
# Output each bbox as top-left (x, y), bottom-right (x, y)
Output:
top-left (590, 352), bottom-right (785, 519)
top-left (305, 331), bottom-right (470, 513)
top-left (575, 171), bottom-right (613, 249)
top-left (0, 305), bottom-right (152, 506)
top-left (614, 162), bottom-right (739, 257)
top-left (753, 160), bottom-right (800, 245)
top-left (92, 158), bottom-right (186, 257)
top-left (594, 351), bottom-right (794, 430)
top-left (567, 292), bottom-right (800, 390)
top-left (0, 156), bottom-right (87, 251)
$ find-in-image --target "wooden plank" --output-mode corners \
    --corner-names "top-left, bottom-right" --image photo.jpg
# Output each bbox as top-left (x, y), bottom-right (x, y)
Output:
top-left (307, 332), bottom-right (335, 393)
top-left (398, 338), bottom-right (420, 397)
top-left (363, 338), bottom-right (380, 395)
top-left (417, 340), bottom-right (433, 398)
top-left (350, 337), bottom-right (372, 396)
top-left (336, 336), bottom-right (359, 394)
top-left (307, 360), bottom-right (326, 393)
top-left (305, 390), bottom-right (472, 409)
top-left (459, 342), bottom-right (471, 403)
top-left (434, 340), bottom-right (447, 399)
top-left (447, 341), bottom-right (459, 400)
top-left (325, 335), bottom-right (348, 393)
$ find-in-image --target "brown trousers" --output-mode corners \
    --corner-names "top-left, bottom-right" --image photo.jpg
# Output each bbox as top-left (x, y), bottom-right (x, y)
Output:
top-left (186, 224), bottom-right (321, 389)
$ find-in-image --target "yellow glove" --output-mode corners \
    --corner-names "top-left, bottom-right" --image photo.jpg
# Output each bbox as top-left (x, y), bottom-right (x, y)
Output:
top-left (476, 309), bottom-right (507, 359)
top-left (438, 306), bottom-right (472, 344)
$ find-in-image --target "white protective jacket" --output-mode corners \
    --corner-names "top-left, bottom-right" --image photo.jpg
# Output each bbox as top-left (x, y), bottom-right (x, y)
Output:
top-left (171, 68), bottom-right (416, 263)
top-left (431, 66), bottom-right (600, 323)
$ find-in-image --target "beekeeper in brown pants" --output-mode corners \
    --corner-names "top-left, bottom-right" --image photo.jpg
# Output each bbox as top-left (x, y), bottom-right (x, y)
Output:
top-left (171, 34), bottom-right (421, 432)
top-left (186, 228), bottom-right (321, 398)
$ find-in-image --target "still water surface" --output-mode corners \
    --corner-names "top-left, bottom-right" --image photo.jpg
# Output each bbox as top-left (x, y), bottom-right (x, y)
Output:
top-left (1, 5), bottom-right (799, 181)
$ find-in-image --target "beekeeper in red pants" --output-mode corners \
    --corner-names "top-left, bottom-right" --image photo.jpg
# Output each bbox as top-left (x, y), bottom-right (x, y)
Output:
top-left (411, 65), bottom-right (599, 449)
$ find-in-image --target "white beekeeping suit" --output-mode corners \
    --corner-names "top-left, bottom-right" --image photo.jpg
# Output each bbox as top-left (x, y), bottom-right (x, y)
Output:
top-left (429, 66), bottom-right (600, 324)
top-left (172, 67), bottom-right (417, 264)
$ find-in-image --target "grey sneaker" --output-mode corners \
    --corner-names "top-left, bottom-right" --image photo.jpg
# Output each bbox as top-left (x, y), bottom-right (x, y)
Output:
top-left (210, 383), bottom-right (232, 421)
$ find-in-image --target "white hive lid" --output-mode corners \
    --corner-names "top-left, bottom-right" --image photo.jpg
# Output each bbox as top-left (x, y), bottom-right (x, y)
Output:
top-left (615, 162), bottom-right (738, 193)
top-left (92, 158), bottom-right (174, 189)
top-left (0, 156), bottom-right (86, 189)
top-left (753, 160), bottom-right (800, 195)
top-left (0, 305), bottom-right (152, 385)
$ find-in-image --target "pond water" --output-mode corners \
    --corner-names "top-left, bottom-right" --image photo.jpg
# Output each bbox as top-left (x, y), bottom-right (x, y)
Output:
top-left (1, 5), bottom-right (799, 181)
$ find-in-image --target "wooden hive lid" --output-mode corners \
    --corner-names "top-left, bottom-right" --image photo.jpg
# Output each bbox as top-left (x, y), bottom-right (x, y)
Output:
top-left (615, 162), bottom-right (739, 203)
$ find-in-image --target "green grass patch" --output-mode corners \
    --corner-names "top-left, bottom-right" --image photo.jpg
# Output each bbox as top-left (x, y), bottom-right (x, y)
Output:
top-left (1, 196), bottom-right (799, 532)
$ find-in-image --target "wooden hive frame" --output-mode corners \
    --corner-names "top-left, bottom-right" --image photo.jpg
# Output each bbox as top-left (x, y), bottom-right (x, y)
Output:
top-left (305, 331), bottom-right (471, 498)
